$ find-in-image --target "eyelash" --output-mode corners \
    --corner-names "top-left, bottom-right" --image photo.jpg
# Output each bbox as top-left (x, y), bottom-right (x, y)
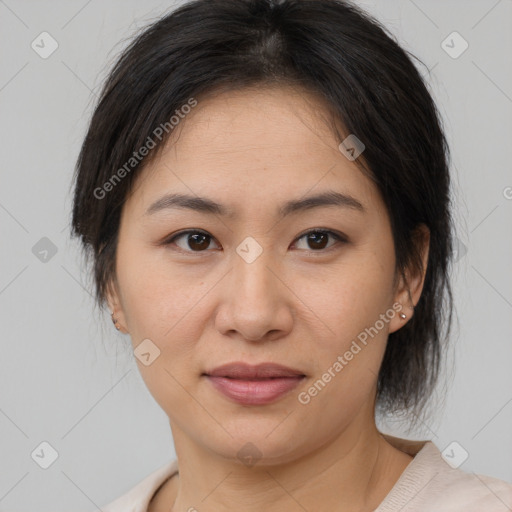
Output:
top-left (161, 228), bottom-right (348, 255)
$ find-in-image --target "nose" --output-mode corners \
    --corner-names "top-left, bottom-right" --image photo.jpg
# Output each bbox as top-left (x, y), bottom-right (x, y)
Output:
top-left (214, 248), bottom-right (294, 343)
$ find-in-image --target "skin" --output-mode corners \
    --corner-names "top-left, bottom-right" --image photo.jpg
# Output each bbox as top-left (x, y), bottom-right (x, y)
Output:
top-left (107, 85), bottom-right (430, 512)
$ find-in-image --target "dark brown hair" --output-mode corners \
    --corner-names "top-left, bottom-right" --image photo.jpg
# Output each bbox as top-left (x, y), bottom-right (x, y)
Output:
top-left (70, 0), bottom-right (455, 424)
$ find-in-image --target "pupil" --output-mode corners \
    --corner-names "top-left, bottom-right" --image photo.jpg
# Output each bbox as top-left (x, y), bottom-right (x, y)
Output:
top-left (189, 233), bottom-right (209, 250)
top-left (308, 232), bottom-right (327, 249)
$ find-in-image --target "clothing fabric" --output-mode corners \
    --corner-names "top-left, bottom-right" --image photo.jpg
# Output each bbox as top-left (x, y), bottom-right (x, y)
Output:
top-left (97, 435), bottom-right (512, 512)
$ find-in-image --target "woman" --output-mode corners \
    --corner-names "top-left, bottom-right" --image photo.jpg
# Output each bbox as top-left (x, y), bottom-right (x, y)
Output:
top-left (71, 0), bottom-right (512, 510)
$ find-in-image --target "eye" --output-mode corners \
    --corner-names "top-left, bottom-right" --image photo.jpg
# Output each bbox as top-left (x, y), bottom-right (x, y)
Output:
top-left (292, 229), bottom-right (347, 252)
top-left (165, 230), bottom-right (220, 252)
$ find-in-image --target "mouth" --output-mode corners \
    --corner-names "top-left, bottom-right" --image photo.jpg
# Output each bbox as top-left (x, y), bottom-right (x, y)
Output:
top-left (202, 362), bottom-right (306, 405)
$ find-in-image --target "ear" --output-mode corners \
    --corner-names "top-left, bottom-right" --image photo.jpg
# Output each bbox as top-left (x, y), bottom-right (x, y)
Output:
top-left (106, 276), bottom-right (129, 334)
top-left (388, 224), bottom-right (430, 334)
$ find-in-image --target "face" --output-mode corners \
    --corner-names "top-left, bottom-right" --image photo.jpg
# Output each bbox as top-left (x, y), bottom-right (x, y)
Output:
top-left (107, 85), bottom-right (420, 465)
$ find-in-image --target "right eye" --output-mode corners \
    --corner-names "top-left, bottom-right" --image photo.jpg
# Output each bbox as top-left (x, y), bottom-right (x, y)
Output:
top-left (164, 230), bottom-right (221, 253)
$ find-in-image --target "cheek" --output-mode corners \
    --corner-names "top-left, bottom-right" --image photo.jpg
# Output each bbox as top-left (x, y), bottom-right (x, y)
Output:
top-left (303, 251), bottom-right (395, 346)
top-left (294, 247), bottom-right (396, 410)
top-left (117, 251), bottom-right (209, 415)
top-left (116, 241), bottom-right (206, 339)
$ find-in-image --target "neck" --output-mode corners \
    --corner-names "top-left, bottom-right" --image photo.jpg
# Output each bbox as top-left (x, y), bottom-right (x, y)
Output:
top-left (165, 411), bottom-right (412, 512)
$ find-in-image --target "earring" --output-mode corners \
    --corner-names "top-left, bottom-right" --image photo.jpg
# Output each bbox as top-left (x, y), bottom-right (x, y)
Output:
top-left (399, 312), bottom-right (407, 319)
top-left (111, 311), bottom-right (121, 331)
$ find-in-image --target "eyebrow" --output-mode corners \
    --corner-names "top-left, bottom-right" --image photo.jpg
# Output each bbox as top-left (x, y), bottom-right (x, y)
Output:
top-left (144, 190), bottom-right (366, 218)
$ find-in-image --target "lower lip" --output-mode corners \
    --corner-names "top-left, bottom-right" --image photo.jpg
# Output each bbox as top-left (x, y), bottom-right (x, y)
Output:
top-left (205, 375), bottom-right (305, 405)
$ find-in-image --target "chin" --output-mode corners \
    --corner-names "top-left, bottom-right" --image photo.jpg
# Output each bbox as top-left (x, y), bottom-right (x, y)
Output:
top-left (203, 421), bottom-right (306, 467)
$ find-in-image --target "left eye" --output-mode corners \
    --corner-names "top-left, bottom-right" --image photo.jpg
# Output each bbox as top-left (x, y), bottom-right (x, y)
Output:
top-left (293, 229), bottom-right (346, 251)
top-left (163, 229), bottom-right (346, 253)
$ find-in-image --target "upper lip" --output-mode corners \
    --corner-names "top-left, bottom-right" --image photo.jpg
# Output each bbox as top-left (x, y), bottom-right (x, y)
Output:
top-left (204, 362), bottom-right (305, 379)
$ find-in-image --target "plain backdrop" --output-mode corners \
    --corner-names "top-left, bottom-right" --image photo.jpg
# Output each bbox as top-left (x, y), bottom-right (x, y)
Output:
top-left (0, 0), bottom-right (511, 510)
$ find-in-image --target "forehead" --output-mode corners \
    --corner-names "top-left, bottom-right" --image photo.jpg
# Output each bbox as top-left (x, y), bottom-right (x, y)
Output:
top-left (169, 85), bottom-right (340, 160)
top-left (126, 85), bottom-right (382, 219)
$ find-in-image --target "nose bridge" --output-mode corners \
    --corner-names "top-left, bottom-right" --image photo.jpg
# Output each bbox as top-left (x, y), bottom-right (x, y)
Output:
top-left (219, 237), bottom-right (290, 338)
top-left (232, 239), bottom-right (277, 301)
top-left (214, 231), bottom-right (295, 341)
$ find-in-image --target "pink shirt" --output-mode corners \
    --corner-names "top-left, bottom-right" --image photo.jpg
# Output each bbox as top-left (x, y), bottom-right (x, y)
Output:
top-left (98, 435), bottom-right (512, 512)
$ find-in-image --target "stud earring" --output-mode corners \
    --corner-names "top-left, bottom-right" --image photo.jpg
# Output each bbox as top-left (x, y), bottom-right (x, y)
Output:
top-left (399, 312), bottom-right (407, 319)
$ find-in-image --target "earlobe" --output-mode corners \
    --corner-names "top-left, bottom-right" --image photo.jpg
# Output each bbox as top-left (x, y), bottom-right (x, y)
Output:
top-left (106, 278), bottom-right (129, 334)
top-left (111, 311), bottom-right (122, 331)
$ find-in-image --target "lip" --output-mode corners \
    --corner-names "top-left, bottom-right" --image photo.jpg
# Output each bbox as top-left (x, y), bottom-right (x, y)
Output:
top-left (203, 362), bottom-right (306, 405)
top-left (205, 362), bottom-right (305, 379)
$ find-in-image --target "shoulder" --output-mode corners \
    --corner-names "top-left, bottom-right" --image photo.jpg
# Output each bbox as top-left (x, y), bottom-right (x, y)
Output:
top-left (425, 465), bottom-right (512, 511)
top-left (95, 460), bottom-right (178, 512)
top-left (377, 437), bottom-right (512, 512)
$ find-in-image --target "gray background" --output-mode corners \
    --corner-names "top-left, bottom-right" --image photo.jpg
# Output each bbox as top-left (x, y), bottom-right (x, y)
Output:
top-left (0, 0), bottom-right (511, 510)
